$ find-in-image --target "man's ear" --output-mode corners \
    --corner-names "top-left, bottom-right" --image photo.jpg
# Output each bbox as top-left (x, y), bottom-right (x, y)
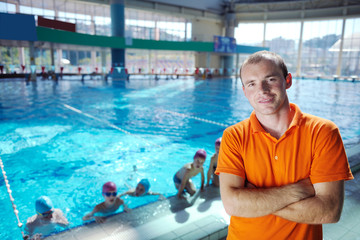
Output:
top-left (286, 73), bottom-right (292, 89)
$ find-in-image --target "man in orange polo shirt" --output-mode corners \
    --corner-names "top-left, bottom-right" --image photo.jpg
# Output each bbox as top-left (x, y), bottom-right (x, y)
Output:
top-left (215, 51), bottom-right (353, 240)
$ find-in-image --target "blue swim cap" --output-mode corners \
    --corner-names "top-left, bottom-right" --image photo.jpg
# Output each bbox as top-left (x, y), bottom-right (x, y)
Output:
top-left (35, 196), bottom-right (54, 214)
top-left (139, 179), bottom-right (150, 194)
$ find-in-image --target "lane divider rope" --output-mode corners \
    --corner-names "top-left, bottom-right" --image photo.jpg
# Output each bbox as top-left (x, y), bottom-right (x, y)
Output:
top-left (63, 104), bottom-right (162, 148)
top-left (0, 157), bottom-right (26, 239)
top-left (158, 109), bottom-right (228, 127)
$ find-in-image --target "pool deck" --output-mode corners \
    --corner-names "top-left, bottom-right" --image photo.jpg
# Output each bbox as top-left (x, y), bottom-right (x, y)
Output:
top-left (44, 144), bottom-right (360, 240)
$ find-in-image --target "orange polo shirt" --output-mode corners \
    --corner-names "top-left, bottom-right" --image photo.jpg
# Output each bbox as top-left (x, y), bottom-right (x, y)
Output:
top-left (216, 103), bottom-right (353, 240)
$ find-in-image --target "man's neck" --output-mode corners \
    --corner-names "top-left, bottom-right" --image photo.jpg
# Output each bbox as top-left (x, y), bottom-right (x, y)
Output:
top-left (256, 102), bottom-right (294, 140)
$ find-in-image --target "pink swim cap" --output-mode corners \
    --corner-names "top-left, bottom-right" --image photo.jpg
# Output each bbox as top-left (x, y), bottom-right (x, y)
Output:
top-left (102, 181), bottom-right (117, 193)
top-left (194, 149), bottom-right (207, 159)
top-left (215, 137), bottom-right (222, 146)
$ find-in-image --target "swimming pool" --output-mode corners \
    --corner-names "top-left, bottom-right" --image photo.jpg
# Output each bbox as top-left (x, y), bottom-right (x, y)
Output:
top-left (0, 76), bottom-right (359, 239)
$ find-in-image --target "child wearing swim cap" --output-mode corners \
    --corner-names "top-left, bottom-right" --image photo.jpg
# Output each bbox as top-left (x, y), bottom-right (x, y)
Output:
top-left (206, 137), bottom-right (221, 187)
top-left (25, 196), bottom-right (69, 239)
top-left (173, 149), bottom-right (206, 199)
top-left (119, 178), bottom-right (165, 200)
top-left (82, 181), bottom-right (130, 223)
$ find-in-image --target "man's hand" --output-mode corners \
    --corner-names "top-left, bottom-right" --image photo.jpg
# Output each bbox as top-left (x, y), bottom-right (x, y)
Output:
top-left (290, 178), bottom-right (315, 202)
top-left (220, 173), bottom-right (317, 218)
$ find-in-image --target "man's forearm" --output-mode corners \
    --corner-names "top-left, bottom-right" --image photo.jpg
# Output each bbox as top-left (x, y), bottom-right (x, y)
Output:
top-left (222, 179), bottom-right (315, 218)
top-left (273, 181), bottom-right (344, 224)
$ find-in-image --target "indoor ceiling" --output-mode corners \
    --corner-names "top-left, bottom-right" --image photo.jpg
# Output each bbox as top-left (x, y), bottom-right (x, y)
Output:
top-left (78, 0), bottom-right (360, 22)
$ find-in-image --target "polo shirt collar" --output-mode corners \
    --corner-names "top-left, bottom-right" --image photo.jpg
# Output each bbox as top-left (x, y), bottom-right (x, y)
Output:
top-left (250, 103), bottom-right (303, 134)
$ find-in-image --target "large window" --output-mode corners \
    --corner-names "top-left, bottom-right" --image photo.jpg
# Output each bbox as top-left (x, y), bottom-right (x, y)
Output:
top-left (125, 8), bottom-right (189, 42)
top-left (126, 49), bottom-right (195, 74)
top-left (340, 18), bottom-right (360, 76)
top-left (301, 20), bottom-right (342, 77)
top-left (265, 22), bottom-right (301, 74)
top-left (0, 2), bottom-right (16, 13)
top-left (236, 18), bottom-right (360, 77)
top-left (235, 23), bottom-right (264, 46)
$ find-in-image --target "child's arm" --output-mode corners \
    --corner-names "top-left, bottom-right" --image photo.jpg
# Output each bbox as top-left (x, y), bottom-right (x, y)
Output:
top-left (118, 197), bottom-right (131, 212)
top-left (24, 222), bottom-right (34, 237)
top-left (148, 192), bottom-right (166, 200)
top-left (54, 209), bottom-right (69, 227)
top-left (83, 205), bottom-right (107, 223)
top-left (118, 190), bottom-right (132, 197)
top-left (82, 205), bottom-right (100, 221)
top-left (177, 170), bottom-right (191, 198)
top-left (206, 155), bottom-right (216, 186)
top-left (200, 168), bottom-right (205, 191)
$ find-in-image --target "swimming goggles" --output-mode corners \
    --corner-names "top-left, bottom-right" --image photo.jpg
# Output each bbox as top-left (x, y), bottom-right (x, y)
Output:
top-left (37, 210), bottom-right (54, 217)
top-left (103, 192), bottom-right (117, 197)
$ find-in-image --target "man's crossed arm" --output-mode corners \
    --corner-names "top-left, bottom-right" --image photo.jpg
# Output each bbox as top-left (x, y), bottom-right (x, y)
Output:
top-left (219, 173), bottom-right (344, 224)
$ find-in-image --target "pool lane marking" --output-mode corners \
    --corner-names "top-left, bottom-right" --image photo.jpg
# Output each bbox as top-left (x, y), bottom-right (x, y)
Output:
top-left (63, 104), bottom-right (162, 148)
top-left (158, 109), bottom-right (228, 127)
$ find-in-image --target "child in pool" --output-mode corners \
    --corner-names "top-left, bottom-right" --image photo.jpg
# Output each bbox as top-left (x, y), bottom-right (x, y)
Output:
top-left (119, 178), bottom-right (166, 200)
top-left (25, 196), bottom-right (69, 240)
top-left (206, 137), bottom-right (221, 187)
top-left (82, 181), bottom-right (130, 223)
top-left (174, 149), bottom-right (206, 199)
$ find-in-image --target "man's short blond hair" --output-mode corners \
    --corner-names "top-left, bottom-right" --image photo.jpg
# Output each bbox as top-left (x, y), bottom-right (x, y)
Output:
top-left (240, 51), bottom-right (288, 82)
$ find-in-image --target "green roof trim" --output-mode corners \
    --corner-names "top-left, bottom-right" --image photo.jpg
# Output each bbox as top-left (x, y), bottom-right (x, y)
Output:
top-left (36, 27), bottom-right (268, 53)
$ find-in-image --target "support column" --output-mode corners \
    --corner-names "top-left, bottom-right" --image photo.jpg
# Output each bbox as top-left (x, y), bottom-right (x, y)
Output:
top-left (223, 12), bottom-right (236, 76)
top-left (91, 50), bottom-right (97, 73)
top-left (50, 43), bottom-right (55, 69)
top-left (110, 0), bottom-right (126, 78)
top-left (101, 49), bottom-right (107, 69)
top-left (19, 47), bottom-right (25, 68)
top-left (296, 20), bottom-right (304, 77)
top-left (29, 41), bottom-right (36, 80)
top-left (336, 18), bottom-right (346, 76)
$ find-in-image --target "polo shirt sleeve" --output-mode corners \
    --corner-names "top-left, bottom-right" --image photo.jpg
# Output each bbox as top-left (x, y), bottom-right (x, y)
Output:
top-left (215, 127), bottom-right (246, 179)
top-left (310, 124), bottom-right (353, 184)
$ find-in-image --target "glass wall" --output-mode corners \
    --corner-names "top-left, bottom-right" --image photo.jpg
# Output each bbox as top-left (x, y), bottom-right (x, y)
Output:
top-left (126, 49), bottom-right (195, 74)
top-left (265, 22), bottom-right (301, 74)
top-left (235, 23), bottom-right (264, 46)
top-left (0, 0), bottom-right (193, 74)
top-left (0, 1), bottom-right (190, 40)
top-left (125, 8), bottom-right (190, 41)
top-left (236, 18), bottom-right (360, 77)
top-left (340, 18), bottom-right (360, 76)
top-left (301, 20), bottom-right (342, 77)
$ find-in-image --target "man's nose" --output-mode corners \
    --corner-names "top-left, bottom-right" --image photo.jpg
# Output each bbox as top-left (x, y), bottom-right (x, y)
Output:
top-left (261, 81), bottom-right (270, 92)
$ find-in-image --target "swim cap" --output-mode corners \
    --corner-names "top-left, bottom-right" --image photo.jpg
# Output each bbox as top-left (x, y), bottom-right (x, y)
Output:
top-left (102, 181), bottom-right (117, 193)
top-left (139, 179), bottom-right (150, 194)
top-left (35, 196), bottom-right (54, 214)
top-left (194, 149), bottom-right (207, 159)
top-left (215, 137), bottom-right (222, 146)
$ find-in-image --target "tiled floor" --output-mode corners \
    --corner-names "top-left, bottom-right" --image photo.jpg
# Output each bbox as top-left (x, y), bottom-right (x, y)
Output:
top-left (45, 144), bottom-right (360, 240)
top-left (323, 170), bottom-right (360, 240)
top-left (44, 186), bottom-right (229, 240)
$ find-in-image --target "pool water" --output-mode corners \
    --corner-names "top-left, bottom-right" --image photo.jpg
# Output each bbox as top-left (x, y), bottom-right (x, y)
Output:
top-left (0, 77), bottom-right (359, 239)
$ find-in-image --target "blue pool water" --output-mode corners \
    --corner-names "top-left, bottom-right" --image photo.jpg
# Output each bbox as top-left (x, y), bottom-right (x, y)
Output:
top-left (0, 77), bottom-right (360, 239)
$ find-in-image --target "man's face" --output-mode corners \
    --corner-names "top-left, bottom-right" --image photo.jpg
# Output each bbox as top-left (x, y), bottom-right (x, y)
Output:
top-left (241, 60), bottom-right (291, 117)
